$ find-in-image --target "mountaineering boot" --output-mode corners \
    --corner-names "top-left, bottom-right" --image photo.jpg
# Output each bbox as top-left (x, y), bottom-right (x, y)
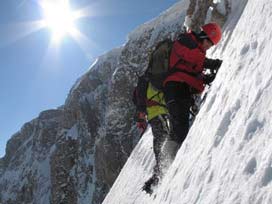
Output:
top-left (142, 174), bottom-right (159, 194)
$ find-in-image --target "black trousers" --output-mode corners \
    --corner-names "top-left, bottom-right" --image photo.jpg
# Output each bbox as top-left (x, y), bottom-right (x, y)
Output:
top-left (163, 81), bottom-right (192, 145)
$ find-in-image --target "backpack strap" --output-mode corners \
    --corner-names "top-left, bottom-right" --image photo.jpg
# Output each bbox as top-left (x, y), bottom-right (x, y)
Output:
top-left (146, 92), bottom-right (167, 108)
top-left (168, 68), bottom-right (201, 78)
top-left (177, 33), bottom-right (198, 49)
top-left (146, 85), bottom-right (167, 108)
top-left (171, 45), bottom-right (197, 69)
top-left (146, 98), bottom-right (167, 108)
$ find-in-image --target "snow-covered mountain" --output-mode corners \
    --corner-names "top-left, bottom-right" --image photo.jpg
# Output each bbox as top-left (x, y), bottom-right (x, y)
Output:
top-left (0, 0), bottom-right (250, 203)
top-left (103, 0), bottom-right (272, 203)
top-left (0, 1), bottom-right (187, 203)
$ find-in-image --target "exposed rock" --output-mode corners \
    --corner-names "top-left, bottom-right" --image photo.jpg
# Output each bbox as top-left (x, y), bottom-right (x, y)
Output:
top-left (186, 0), bottom-right (231, 31)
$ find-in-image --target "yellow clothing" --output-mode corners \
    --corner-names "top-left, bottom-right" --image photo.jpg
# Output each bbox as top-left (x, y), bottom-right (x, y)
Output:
top-left (146, 83), bottom-right (168, 121)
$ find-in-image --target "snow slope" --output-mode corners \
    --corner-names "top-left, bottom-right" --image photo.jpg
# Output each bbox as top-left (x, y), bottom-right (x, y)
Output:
top-left (103, 0), bottom-right (272, 203)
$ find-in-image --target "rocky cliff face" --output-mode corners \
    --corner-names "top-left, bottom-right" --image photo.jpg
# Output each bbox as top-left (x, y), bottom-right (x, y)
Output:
top-left (0, 48), bottom-right (122, 204)
top-left (185, 0), bottom-right (231, 32)
top-left (0, 1), bottom-right (231, 203)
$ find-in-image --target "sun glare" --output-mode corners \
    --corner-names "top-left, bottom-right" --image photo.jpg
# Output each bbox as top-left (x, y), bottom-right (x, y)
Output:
top-left (41, 0), bottom-right (78, 42)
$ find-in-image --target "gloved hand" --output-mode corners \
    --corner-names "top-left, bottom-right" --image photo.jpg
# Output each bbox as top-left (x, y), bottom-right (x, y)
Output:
top-left (203, 73), bottom-right (216, 85)
top-left (136, 112), bottom-right (147, 134)
top-left (204, 58), bottom-right (223, 71)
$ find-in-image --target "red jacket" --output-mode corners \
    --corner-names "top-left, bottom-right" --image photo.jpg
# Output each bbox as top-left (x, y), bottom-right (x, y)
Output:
top-left (164, 32), bottom-right (206, 93)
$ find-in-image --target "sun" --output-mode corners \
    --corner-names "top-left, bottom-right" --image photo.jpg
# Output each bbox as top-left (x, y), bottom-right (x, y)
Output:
top-left (2, 0), bottom-right (96, 60)
top-left (41, 0), bottom-right (78, 42)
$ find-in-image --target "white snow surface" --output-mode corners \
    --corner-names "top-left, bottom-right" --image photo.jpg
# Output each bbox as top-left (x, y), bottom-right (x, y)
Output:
top-left (103, 0), bottom-right (272, 203)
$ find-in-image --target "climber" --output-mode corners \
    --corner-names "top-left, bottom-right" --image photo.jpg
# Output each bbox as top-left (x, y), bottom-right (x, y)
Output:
top-left (133, 76), bottom-right (170, 194)
top-left (162, 22), bottom-right (223, 162)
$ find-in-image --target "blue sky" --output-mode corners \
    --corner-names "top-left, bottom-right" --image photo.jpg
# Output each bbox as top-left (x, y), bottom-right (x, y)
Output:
top-left (0, 0), bottom-right (179, 157)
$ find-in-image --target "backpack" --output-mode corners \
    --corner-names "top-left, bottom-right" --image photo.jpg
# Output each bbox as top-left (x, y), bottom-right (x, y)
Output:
top-left (132, 39), bottom-right (173, 112)
top-left (146, 39), bottom-right (174, 91)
